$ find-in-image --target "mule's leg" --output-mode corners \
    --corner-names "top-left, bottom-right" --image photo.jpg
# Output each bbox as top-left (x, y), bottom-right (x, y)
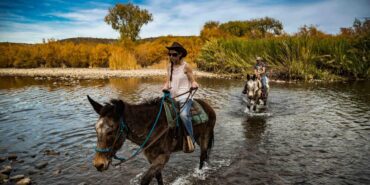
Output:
top-left (155, 171), bottom-right (163, 185)
top-left (199, 137), bottom-right (208, 169)
top-left (199, 131), bottom-right (213, 169)
top-left (145, 154), bottom-right (164, 185)
top-left (141, 154), bottom-right (169, 185)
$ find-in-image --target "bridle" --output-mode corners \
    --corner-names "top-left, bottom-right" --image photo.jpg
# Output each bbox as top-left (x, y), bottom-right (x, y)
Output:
top-left (95, 117), bottom-right (128, 160)
top-left (245, 80), bottom-right (261, 102)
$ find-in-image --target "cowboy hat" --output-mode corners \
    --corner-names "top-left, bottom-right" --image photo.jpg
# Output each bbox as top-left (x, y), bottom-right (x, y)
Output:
top-left (166, 42), bottom-right (187, 57)
top-left (256, 56), bottom-right (263, 61)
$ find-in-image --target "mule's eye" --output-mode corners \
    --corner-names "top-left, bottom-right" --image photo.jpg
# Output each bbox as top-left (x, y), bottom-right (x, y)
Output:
top-left (106, 131), bottom-right (114, 136)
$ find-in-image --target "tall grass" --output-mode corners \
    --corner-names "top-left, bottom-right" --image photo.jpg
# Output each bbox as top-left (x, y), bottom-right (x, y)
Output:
top-left (109, 47), bottom-right (140, 70)
top-left (196, 36), bottom-right (369, 80)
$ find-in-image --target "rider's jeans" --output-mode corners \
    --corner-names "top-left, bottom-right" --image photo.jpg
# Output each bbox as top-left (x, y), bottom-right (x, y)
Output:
top-left (261, 75), bottom-right (267, 89)
top-left (179, 98), bottom-right (195, 143)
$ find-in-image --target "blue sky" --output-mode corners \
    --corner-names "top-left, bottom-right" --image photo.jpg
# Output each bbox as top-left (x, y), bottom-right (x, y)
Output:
top-left (0, 0), bottom-right (369, 43)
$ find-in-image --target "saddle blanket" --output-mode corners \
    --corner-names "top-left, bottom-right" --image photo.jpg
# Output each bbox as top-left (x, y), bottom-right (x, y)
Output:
top-left (163, 99), bottom-right (209, 128)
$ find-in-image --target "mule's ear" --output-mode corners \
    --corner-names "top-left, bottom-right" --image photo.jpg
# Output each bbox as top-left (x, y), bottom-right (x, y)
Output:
top-left (87, 95), bottom-right (103, 115)
top-left (252, 74), bottom-right (257, 81)
top-left (247, 74), bottom-right (251, 80)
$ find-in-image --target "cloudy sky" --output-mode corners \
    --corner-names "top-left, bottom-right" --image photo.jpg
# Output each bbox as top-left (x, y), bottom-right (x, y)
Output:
top-left (0, 0), bottom-right (369, 43)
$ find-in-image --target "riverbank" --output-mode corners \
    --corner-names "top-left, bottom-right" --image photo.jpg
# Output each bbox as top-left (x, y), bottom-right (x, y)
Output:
top-left (0, 68), bottom-right (348, 83)
top-left (0, 68), bottom-right (224, 79)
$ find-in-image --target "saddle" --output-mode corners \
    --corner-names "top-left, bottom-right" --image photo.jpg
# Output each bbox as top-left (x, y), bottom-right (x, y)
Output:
top-left (163, 99), bottom-right (209, 128)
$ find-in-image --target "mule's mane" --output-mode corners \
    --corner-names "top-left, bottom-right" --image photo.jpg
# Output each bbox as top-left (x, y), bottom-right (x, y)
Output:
top-left (100, 97), bottom-right (162, 117)
top-left (100, 99), bottom-right (123, 117)
top-left (142, 97), bottom-right (162, 106)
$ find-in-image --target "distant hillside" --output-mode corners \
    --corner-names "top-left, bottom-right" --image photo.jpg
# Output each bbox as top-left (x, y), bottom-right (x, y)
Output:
top-left (59, 35), bottom-right (199, 44)
top-left (0, 36), bottom-right (199, 45)
top-left (0, 42), bottom-right (31, 46)
top-left (58, 37), bottom-right (118, 44)
top-left (138, 35), bottom-right (199, 43)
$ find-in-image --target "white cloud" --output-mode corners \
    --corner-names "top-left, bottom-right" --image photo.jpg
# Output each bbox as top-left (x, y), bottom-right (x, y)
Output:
top-left (50, 8), bottom-right (108, 22)
top-left (139, 0), bottom-right (370, 37)
top-left (0, 19), bottom-right (118, 43)
top-left (0, 7), bottom-right (117, 43)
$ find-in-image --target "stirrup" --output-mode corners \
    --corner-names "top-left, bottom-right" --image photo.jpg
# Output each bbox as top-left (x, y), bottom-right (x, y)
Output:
top-left (183, 136), bottom-right (195, 153)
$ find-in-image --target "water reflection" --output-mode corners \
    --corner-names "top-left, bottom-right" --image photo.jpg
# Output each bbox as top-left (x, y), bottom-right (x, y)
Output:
top-left (0, 76), bottom-right (109, 91)
top-left (242, 116), bottom-right (267, 148)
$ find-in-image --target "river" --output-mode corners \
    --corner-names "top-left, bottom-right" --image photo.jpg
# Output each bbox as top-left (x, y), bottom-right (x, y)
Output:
top-left (0, 77), bottom-right (369, 185)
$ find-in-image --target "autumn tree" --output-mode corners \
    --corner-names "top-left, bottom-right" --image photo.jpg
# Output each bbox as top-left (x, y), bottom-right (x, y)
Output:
top-left (105, 3), bottom-right (153, 41)
top-left (296, 25), bottom-right (328, 37)
top-left (201, 17), bottom-right (283, 39)
top-left (200, 21), bottom-right (229, 40)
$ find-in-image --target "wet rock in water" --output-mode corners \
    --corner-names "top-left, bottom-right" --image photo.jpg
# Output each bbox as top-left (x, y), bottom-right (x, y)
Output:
top-left (318, 149), bottom-right (328, 153)
top-left (30, 154), bottom-right (36, 158)
top-left (16, 160), bottom-right (25, 164)
top-left (17, 136), bottom-right (25, 141)
top-left (16, 177), bottom-right (31, 185)
top-left (27, 169), bottom-right (38, 175)
top-left (9, 174), bottom-right (25, 181)
top-left (0, 173), bottom-right (9, 181)
top-left (53, 169), bottom-right (62, 175)
top-left (0, 157), bottom-right (6, 163)
top-left (8, 154), bottom-right (18, 160)
top-left (0, 165), bottom-right (12, 175)
top-left (43, 149), bottom-right (60, 156)
top-left (35, 161), bottom-right (48, 169)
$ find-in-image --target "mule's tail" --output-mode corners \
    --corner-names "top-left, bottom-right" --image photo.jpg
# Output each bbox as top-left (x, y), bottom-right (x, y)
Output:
top-left (206, 130), bottom-right (214, 160)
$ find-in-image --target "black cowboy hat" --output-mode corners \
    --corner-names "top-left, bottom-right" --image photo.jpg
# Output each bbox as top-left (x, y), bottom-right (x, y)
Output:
top-left (166, 42), bottom-right (187, 57)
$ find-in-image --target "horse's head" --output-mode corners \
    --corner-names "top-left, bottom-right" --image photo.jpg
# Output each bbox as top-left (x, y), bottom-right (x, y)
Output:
top-left (242, 74), bottom-right (261, 100)
top-left (87, 95), bottom-right (127, 172)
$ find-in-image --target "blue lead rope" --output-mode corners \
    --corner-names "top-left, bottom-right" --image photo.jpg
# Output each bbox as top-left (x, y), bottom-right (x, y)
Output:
top-left (126, 93), bottom-right (168, 159)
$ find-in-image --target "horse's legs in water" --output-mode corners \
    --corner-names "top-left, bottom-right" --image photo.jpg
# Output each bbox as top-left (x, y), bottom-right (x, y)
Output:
top-left (245, 104), bottom-right (251, 113)
top-left (141, 154), bottom-right (169, 185)
top-left (253, 104), bottom-right (257, 111)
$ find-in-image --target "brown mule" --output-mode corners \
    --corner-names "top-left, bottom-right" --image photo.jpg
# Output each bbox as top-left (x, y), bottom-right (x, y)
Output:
top-left (88, 95), bottom-right (216, 185)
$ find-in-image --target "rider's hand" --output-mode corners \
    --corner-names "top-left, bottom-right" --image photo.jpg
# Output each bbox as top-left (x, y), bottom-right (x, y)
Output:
top-left (191, 81), bottom-right (199, 89)
top-left (162, 87), bottom-right (169, 92)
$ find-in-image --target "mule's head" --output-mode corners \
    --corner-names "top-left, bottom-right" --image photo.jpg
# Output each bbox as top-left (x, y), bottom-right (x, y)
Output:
top-left (242, 74), bottom-right (261, 100)
top-left (87, 95), bottom-right (127, 172)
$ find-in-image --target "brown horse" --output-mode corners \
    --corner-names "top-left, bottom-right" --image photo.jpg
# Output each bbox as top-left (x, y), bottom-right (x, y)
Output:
top-left (87, 95), bottom-right (216, 185)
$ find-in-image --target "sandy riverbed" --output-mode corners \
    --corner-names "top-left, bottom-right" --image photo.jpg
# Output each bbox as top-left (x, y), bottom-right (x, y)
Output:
top-left (0, 68), bottom-right (224, 79)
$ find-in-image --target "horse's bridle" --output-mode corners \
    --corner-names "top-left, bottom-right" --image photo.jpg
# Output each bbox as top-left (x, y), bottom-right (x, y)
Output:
top-left (95, 117), bottom-right (129, 159)
top-left (245, 80), bottom-right (261, 102)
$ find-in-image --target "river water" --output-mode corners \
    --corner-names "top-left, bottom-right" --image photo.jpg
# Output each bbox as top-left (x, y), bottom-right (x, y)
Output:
top-left (0, 77), bottom-right (369, 185)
